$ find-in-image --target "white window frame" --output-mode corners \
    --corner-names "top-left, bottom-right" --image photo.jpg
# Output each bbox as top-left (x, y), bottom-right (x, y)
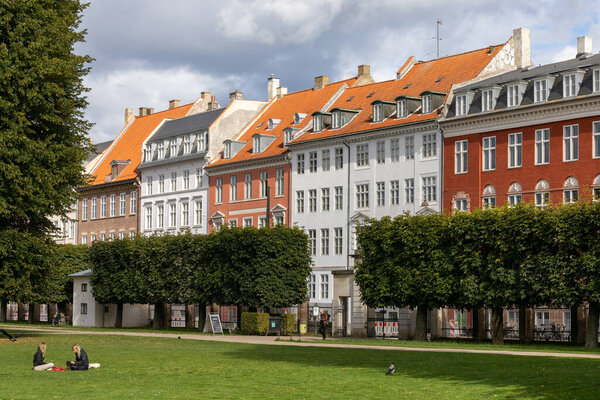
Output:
top-left (481, 89), bottom-right (493, 112)
top-left (376, 181), bottom-right (385, 206)
top-left (145, 206), bottom-right (152, 230)
top-left (376, 141), bottom-right (385, 164)
top-left (321, 150), bottom-right (330, 171)
top-left (321, 188), bottom-right (330, 212)
top-left (183, 170), bottom-right (190, 190)
top-left (157, 205), bottom-right (164, 229)
top-left (594, 121), bottom-right (600, 159)
top-left (535, 129), bottom-right (550, 165)
top-left (332, 110), bottom-right (342, 128)
top-left (334, 186), bottom-right (343, 210)
top-left (82, 199), bottom-right (88, 220)
top-left (334, 227), bottom-right (343, 255)
top-left (455, 140), bottom-right (468, 174)
top-left (181, 202), bottom-right (189, 227)
top-left (456, 94), bottom-right (467, 116)
top-left (194, 200), bottom-right (202, 225)
top-left (508, 132), bottom-right (522, 168)
top-left (390, 139), bottom-right (400, 162)
top-left (309, 189), bottom-right (317, 213)
top-left (275, 168), bottom-right (284, 196)
top-left (563, 124), bottom-right (579, 162)
top-left (309, 151), bottom-right (317, 173)
top-left (563, 73), bottom-right (577, 98)
top-left (243, 217), bottom-right (253, 227)
top-left (404, 179), bottom-right (414, 204)
top-left (170, 172), bottom-right (177, 192)
top-left (421, 176), bottom-right (437, 204)
top-left (120, 193), bottom-right (126, 215)
top-left (482, 136), bottom-right (496, 171)
top-left (215, 178), bottom-right (223, 204)
top-left (91, 197), bottom-right (97, 219)
top-left (335, 147), bottom-right (343, 169)
top-left (296, 190), bottom-right (305, 213)
top-left (372, 103), bottom-right (383, 122)
top-left (422, 133), bottom-right (437, 158)
top-left (507, 85), bottom-right (519, 108)
top-left (297, 154), bottom-right (305, 174)
top-left (397, 99), bottom-right (407, 118)
top-left (356, 143), bottom-right (369, 167)
top-left (158, 174), bottom-right (165, 193)
top-left (405, 136), bottom-right (414, 160)
top-left (422, 94), bottom-right (432, 113)
top-left (130, 191), bottom-right (137, 214)
top-left (308, 230), bottom-right (316, 256)
top-left (356, 183), bottom-right (369, 209)
top-left (313, 114), bottom-right (323, 132)
top-left (169, 204), bottom-right (176, 228)
top-left (260, 171), bottom-right (268, 198)
top-left (455, 198), bottom-right (468, 211)
top-left (321, 229), bottom-right (329, 256)
top-left (534, 79), bottom-right (549, 103)
top-left (594, 69), bottom-right (600, 93)
top-left (100, 196), bottom-right (106, 218)
top-left (110, 194), bottom-right (116, 217)
top-left (320, 274), bottom-right (329, 299)
top-left (245, 173), bottom-right (252, 199)
top-left (230, 175), bottom-right (237, 201)
top-left (390, 180), bottom-right (399, 205)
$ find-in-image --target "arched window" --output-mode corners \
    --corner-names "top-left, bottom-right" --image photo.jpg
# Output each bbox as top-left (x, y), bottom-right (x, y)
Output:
top-left (508, 182), bottom-right (522, 205)
top-left (563, 176), bottom-right (579, 203)
top-left (535, 179), bottom-right (550, 207)
top-left (482, 184), bottom-right (496, 209)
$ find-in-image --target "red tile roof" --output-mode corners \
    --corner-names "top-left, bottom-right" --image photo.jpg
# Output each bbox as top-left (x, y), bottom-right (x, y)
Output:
top-left (89, 103), bottom-right (195, 185)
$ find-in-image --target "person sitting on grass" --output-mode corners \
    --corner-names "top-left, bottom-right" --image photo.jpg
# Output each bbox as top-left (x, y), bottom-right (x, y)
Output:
top-left (66, 344), bottom-right (89, 371)
top-left (33, 342), bottom-right (54, 371)
top-left (50, 310), bottom-right (61, 328)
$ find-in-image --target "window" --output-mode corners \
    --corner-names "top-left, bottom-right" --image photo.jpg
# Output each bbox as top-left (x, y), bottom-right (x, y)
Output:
top-left (215, 178), bottom-right (223, 204)
top-left (145, 206), bottom-right (152, 230)
top-left (309, 152), bottom-right (317, 172)
top-left (397, 99), bottom-right (408, 118)
top-left (564, 177), bottom-right (579, 203)
top-left (230, 176), bottom-right (237, 201)
top-left (91, 197), bottom-right (97, 219)
top-left (482, 136), bottom-right (496, 171)
top-left (100, 196), bottom-right (106, 218)
top-left (260, 171), bottom-right (268, 197)
top-left (422, 133), bottom-right (436, 158)
top-left (253, 136), bottom-right (261, 153)
top-left (183, 170), bottom-right (190, 190)
top-left (595, 122), bottom-right (600, 158)
top-left (91, 235), bottom-right (96, 242)
top-left (169, 204), bottom-right (176, 227)
top-left (508, 182), bottom-right (522, 205)
top-left (376, 141), bottom-right (385, 164)
top-left (320, 274), bottom-right (329, 298)
top-left (456, 94), bottom-right (467, 116)
top-left (390, 139), bottom-right (400, 162)
top-left (170, 172), bottom-right (177, 192)
top-left (229, 219), bottom-right (238, 228)
top-left (594, 69), bottom-right (600, 93)
top-left (390, 180), bottom-right (399, 205)
top-left (356, 183), bottom-right (369, 208)
top-left (334, 186), bottom-right (343, 210)
top-left (275, 215), bottom-right (284, 225)
top-left (508, 133), bottom-right (522, 168)
top-left (376, 182), bottom-right (385, 206)
top-left (334, 227), bottom-right (343, 255)
top-left (313, 114), bottom-right (323, 132)
top-left (82, 199), bottom-right (88, 220)
top-left (198, 132), bottom-right (208, 152)
top-left (309, 275), bottom-right (316, 299)
top-left (81, 235), bottom-right (87, 245)
top-left (120, 193), bottom-right (126, 215)
top-left (158, 174), bottom-right (165, 193)
top-left (296, 191), bottom-right (305, 213)
top-left (563, 74), bottom-right (577, 97)
top-left (157, 142), bottom-right (164, 159)
top-left (196, 168), bottom-right (202, 188)
top-left (507, 85), bottom-right (519, 107)
top-left (110, 194), bottom-right (116, 217)
top-left (356, 143), bottom-right (369, 167)
top-left (245, 173), bottom-right (252, 199)
top-left (373, 103), bottom-right (384, 122)
top-left (535, 129), bottom-right (550, 165)
top-left (243, 217), bottom-right (252, 227)
top-left (405, 179), bottom-right (414, 204)
top-left (259, 217), bottom-right (267, 228)
top-left (119, 232), bottom-right (125, 239)
top-left (535, 311), bottom-right (550, 329)
top-left (81, 282), bottom-right (88, 292)
top-left (181, 202), bottom-right (189, 226)
top-left (213, 221), bottom-right (222, 231)
top-left (335, 147), bottom-right (343, 169)
top-left (455, 198), bottom-right (468, 211)
top-left (194, 200), bottom-right (202, 225)
top-left (535, 182), bottom-right (550, 207)
top-left (169, 140), bottom-right (177, 157)
top-left (309, 230), bottom-right (316, 256)
top-left (422, 176), bottom-right (437, 203)
top-left (422, 94), bottom-right (432, 113)
top-left (147, 177), bottom-right (153, 195)
top-left (481, 89), bottom-right (494, 112)
top-left (455, 140), bottom-right (468, 174)
top-left (405, 136), bottom-right (414, 160)
top-left (297, 154), bottom-right (305, 174)
top-left (109, 232), bottom-right (115, 241)
top-left (321, 188), bottom-right (330, 211)
top-left (321, 229), bottom-right (329, 255)
top-left (309, 189), bottom-right (317, 212)
top-left (70, 221), bottom-right (75, 239)
top-left (183, 136), bottom-right (191, 154)
top-left (130, 191), bottom-right (137, 214)
top-left (332, 110), bottom-right (342, 128)
top-left (534, 79), bottom-right (548, 102)
top-left (81, 303), bottom-right (87, 315)
top-left (563, 124), bottom-right (579, 161)
top-left (157, 205), bottom-right (164, 228)
top-left (322, 150), bottom-right (330, 171)
top-left (482, 185), bottom-right (496, 209)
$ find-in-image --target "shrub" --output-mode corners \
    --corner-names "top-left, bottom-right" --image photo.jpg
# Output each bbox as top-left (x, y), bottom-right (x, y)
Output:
top-left (241, 312), bottom-right (269, 335)
top-left (280, 313), bottom-right (297, 335)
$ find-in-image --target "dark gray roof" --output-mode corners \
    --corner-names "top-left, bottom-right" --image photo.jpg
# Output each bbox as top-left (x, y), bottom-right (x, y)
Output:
top-left (149, 108), bottom-right (226, 143)
top-left (85, 140), bottom-right (112, 163)
top-left (69, 269), bottom-right (92, 277)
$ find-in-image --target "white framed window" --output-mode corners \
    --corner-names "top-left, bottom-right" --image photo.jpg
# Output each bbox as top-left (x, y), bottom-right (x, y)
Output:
top-left (119, 232), bottom-right (125, 240)
top-left (564, 176), bottom-right (579, 204)
top-left (482, 185), bottom-right (496, 209)
top-left (455, 140), bottom-right (468, 174)
top-left (196, 168), bottom-right (202, 188)
top-left (90, 235), bottom-right (96, 242)
top-left (376, 141), bottom-right (385, 164)
top-left (534, 79), bottom-right (549, 103)
top-left (390, 180), bottom-right (399, 205)
top-left (320, 274), bottom-right (329, 299)
top-left (456, 94), bottom-right (467, 116)
top-left (405, 179), bottom-right (414, 204)
top-left (535, 129), bottom-right (550, 165)
top-left (335, 147), bottom-right (343, 169)
top-left (120, 193), bottom-right (126, 215)
top-left (422, 133), bottom-right (437, 158)
top-left (455, 198), bottom-right (468, 211)
top-left (258, 217), bottom-right (267, 228)
top-left (229, 219), bottom-right (238, 228)
top-left (194, 200), bottom-right (202, 225)
top-left (397, 99), bottom-right (407, 118)
top-left (82, 199), bottom-right (88, 220)
top-left (309, 151), bottom-right (317, 172)
top-left (81, 303), bottom-right (87, 315)
top-left (563, 124), bottom-right (579, 161)
top-left (169, 139), bottom-right (177, 157)
top-left (183, 135), bottom-right (191, 154)
top-left (130, 191), bottom-right (137, 214)
top-left (422, 94), bottom-right (432, 113)
top-left (252, 136), bottom-right (261, 153)
top-left (230, 176), bottom-right (237, 201)
top-left (145, 206), bottom-right (152, 230)
top-left (309, 189), bottom-right (317, 212)
top-left (157, 205), bottom-right (164, 228)
top-left (245, 173), bottom-right (252, 199)
top-left (157, 142), bottom-right (164, 159)
top-left (321, 229), bottom-right (329, 256)
top-left (563, 74), bottom-right (577, 97)
top-left (313, 114), bottom-right (323, 132)
top-left (405, 136), bottom-right (414, 160)
top-left (215, 178), bottom-right (223, 204)
top-left (69, 221), bottom-right (75, 238)
top-left (169, 204), bottom-right (176, 227)
top-left (183, 170), bottom-right (190, 190)
top-left (390, 139), bottom-right (400, 161)
top-left (100, 196), bottom-right (106, 218)
top-left (158, 174), bottom-right (165, 193)
top-left (81, 235), bottom-right (87, 245)
top-left (321, 188), bottom-right (330, 211)
top-left (422, 176), bottom-right (437, 203)
top-left (482, 136), bottom-right (496, 171)
top-left (356, 143), bottom-right (369, 167)
top-left (308, 275), bottom-right (316, 299)
top-left (170, 172), bottom-right (177, 192)
top-left (332, 110), bottom-right (342, 128)
top-left (297, 153), bottom-right (305, 174)
top-left (110, 194), bottom-right (116, 217)
top-left (376, 181), bottom-right (385, 206)
top-left (260, 171), bottom-right (268, 198)
top-left (594, 69), bottom-right (600, 93)
top-left (508, 182), bottom-right (522, 205)
top-left (334, 186), bottom-right (343, 210)
top-left (296, 191), bottom-right (305, 213)
top-left (508, 133), bottom-right (522, 168)
top-left (181, 202), bottom-right (189, 226)
top-left (334, 227), bottom-right (343, 255)
top-left (535, 191), bottom-right (550, 208)
top-left (594, 121), bottom-right (600, 158)
top-left (242, 217), bottom-right (252, 227)
top-left (507, 85), bottom-right (519, 108)
top-left (275, 168), bottom-right (284, 196)
top-left (91, 197), bottom-right (97, 219)
top-left (308, 230), bottom-right (316, 256)
top-left (481, 89), bottom-right (493, 112)
top-left (322, 150), bottom-right (330, 171)
top-left (373, 103), bottom-right (384, 122)
top-left (356, 183), bottom-right (369, 208)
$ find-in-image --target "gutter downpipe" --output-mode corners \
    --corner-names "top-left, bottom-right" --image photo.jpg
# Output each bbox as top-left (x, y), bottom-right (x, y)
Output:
top-left (438, 125), bottom-right (444, 214)
top-left (343, 141), bottom-right (351, 270)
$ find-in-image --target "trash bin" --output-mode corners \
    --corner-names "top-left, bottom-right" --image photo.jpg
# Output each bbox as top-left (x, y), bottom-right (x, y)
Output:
top-left (299, 323), bottom-right (307, 334)
top-left (268, 316), bottom-right (281, 335)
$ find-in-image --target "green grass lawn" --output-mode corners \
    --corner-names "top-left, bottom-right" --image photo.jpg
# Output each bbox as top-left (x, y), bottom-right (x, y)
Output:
top-left (1, 333), bottom-right (599, 399)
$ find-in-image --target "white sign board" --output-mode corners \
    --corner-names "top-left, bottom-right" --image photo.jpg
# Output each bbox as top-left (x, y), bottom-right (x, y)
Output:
top-left (209, 312), bottom-right (223, 335)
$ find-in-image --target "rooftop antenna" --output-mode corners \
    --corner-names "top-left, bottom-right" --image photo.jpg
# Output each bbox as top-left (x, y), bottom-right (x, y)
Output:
top-left (436, 20), bottom-right (442, 59)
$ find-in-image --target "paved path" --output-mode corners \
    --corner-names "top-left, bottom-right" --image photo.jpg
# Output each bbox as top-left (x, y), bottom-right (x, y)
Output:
top-left (2, 325), bottom-right (600, 360)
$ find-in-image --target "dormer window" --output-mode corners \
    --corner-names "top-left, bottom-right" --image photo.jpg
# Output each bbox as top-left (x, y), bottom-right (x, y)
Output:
top-left (197, 131), bottom-right (208, 152)
top-left (143, 144), bottom-right (152, 162)
top-left (314, 114), bottom-right (322, 132)
top-left (224, 142), bottom-right (232, 159)
top-left (251, 134), bottom-right (276, 153)
top-left (183, 136), bottom-right (191, 154)
top-left (422, 94), bottom-right (432, 113)
top-left (564, 74), bottom-right (577, 97)
top-left (372, 103), bottom-right (383, 122)
top-left (507, 85), bottom-right (519, 107)
top-left (267, 118), bottom-right (281, 130)
top-left (283, 128), bottom-right (298, 146)
top-left (594, 69), bottom-right (600, 93)
top-left (456, 95), bottom-right (468, 116)
top-left (534, 79), bottom-right (549, 103)
top-left (253, 135), bottom-right (260, 153)
top-left (332, 111), bottom-right (341, 128)
top-left (157, 142), bottom-right (165, 159)
top-left (293, 113), bottom-right (307, 125)
top-left (397, 99), bottom-right (407, 118)
top-left (481, 90), bottom-right (493, 112)
top-left (169, 140), bottom-right (177, 157)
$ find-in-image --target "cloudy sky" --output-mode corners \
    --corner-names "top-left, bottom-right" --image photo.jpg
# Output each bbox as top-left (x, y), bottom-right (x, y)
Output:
top-left (76, 0), bottom-right (600, 143)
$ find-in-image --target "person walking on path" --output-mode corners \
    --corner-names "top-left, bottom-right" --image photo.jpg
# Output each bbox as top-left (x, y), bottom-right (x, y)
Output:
top-left (33, 342), bottom-right (54, 371)
top-left (319, 309), bottom-right (330, 340)
top-left (66, 344), bottom-right (89, 370)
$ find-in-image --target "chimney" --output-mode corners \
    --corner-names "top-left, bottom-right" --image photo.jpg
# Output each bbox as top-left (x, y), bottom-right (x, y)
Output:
top-left (201, 91), bottom-right (211, 103)
top-left (314, 75), bottom-right (329, 91)
top-left (124, 108), bottom-right (134, 124)
top-left (513, 27), bottom-right (531, 69)
top-left (268, 74), bottom-right (280, 100)
top-left (208, 95), bottom-right (219, 110)
top-left (276, 86), bottom-right (288, 99)
top-left (138, 107), bottom-right (154, 117)
top-left (355, 64), bottom-right (375, 86)
top-left (229, 90), bottom-right (243, 103)
top-left (168, 99), bottom-right (181, 109)
top-left (577, 36), bottom-right (592, 57)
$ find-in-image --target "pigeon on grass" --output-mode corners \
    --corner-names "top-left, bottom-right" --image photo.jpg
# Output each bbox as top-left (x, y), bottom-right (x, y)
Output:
top-left (386, 362), bottom-right (395, 375)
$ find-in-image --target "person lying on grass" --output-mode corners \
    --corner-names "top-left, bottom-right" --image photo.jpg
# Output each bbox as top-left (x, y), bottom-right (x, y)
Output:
top-left (66, 344), bottom-right (89, 371)
top-left (33, 342), bottom-right (54, 371)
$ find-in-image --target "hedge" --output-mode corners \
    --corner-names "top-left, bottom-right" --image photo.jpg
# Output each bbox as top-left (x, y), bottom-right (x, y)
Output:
top-left (280, 313), bottom-right (297, 335)
top-left (241, 312), bottom-right (269, 335)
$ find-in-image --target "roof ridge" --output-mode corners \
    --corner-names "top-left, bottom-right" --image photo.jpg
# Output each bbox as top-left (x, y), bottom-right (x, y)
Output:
top-left (135, 102), bottom-right (195, 118)
top-left (416, 42), bottom-right (505, 64)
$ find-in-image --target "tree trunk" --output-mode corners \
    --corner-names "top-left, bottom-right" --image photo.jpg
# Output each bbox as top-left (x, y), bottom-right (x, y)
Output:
top-left (0, 300), bottom-right (6, 322)
top-left (237, 305), bottom-right (243, 333)
top-left (153, 303), bottom-right (164, 330)
top-left (585, 302), bottom-right (599, 349)
top-left (115, 303), bottom-right (123, 328)
top-left (571, 305), bottom-right (579, 345)
top-left (197, 304), bottom-right (206, 332)
top-left (28, 303), bottom-right (35, 324)
top-left (472, 309), bottom-right (487, 341)
top-left (519, 306), bottom-right (534, 343)
top-left (18, 304), bottom-right (26, 321)
top-left (414, 306), bottom-right (428, 341)
top-left (491, 307), bottom-right (504, 345)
